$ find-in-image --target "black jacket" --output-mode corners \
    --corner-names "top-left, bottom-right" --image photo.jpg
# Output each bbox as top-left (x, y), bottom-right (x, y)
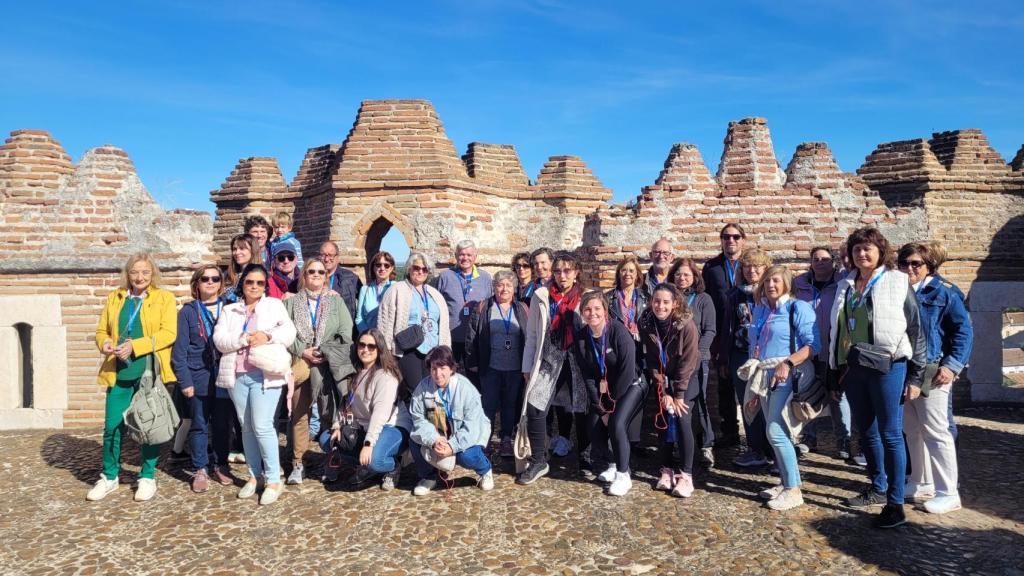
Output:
top-left (701, 253), bottom-right (742, 363)
top-left (573, 320), bottom-right (637, 414)
top-left (685, 291), bottom-right (717, 361)
top-left (464, 297), bottom-right (529, 373)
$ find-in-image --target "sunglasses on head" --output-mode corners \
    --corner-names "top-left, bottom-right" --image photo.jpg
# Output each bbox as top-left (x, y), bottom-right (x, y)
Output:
top-left (200, 275), bottom-right (222, 283)
top-left (244, 279), bottom-right (266, 287)
top-left (276, 253), bottom-right (296, 262)
top-left (357, 342), bottom-right (378, 351)
top-left (898, 260), bottom-right (926, 270)
top-left (721, 233), bottom-right (743, 241)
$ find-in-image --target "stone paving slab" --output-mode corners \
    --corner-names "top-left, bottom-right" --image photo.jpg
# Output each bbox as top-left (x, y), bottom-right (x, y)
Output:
top-left (0, 408), bottom-right (1022, 575)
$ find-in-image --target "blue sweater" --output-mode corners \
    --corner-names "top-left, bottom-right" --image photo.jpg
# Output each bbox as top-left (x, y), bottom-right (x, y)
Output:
top-left (408, 373), bottom-right (490, 454)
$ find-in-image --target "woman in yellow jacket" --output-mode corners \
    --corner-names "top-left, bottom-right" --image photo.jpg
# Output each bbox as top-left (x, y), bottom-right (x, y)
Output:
top-left (88, 253), bottom-right (178, 502)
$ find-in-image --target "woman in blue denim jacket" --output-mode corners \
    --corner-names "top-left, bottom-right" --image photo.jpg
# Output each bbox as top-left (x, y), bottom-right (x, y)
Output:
top-left (897, 241), bottom-right (973, 515)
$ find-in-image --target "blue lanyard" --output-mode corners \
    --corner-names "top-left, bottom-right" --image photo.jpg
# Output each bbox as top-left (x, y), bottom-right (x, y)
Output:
top-left (725, 259), bottom-right (739, 287)
top-left (416, 285), bottom-right (431, 316)
top-left (195, 300), bottom-right (221, 340)
top-left (686, 293), bottom-right (696, 307)
top-left (618, 290), bottom-right (636, 324)
top-left (374, 280), bottom-right (391, 302)
top-left (498, 302), bottom-right (514, 335)
top-left (329, 274), bottom-right (335, 291)
top-left (438, 384), bottom-right (454, 422)
top-left (850, 270), bottom-right (885, 310)
top-left (242, 309), bottom-right (255, 333)
top-left (548, 291), bottom-right (560, 321)
top-left (811, 285), bottom-right (821, 309)
top-left (752, 303), bottom-right (781, 359)
top-left (459, 269), bottom-right (474, 302)
top-left (307, 294), bottom-right (322, 329)
top-left (519, 282), bottom-right (535, 301)
top-left (588, 326), bottom-right (608, 379)
top-left (123, 296), bottom-right (143, 335)
top-left (653, 323), bottom-right (668, 373)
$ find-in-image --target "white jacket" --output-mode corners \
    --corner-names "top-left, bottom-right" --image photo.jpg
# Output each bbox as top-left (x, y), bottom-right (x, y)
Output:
top-left (376, 280), bottom-right (451, 357)
top-left (214, 296), bottom-right (297, 389)
top-left (828, 267), bottom-right (912, 369)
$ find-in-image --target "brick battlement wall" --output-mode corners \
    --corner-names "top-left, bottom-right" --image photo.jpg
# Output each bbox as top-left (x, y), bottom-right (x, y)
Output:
top-left (3, 100), bottom-right (1022, 426)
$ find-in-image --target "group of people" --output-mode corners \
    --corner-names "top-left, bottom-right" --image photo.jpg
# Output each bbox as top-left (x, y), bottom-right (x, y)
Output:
top-left (89, 215), bottom-right (974, 529)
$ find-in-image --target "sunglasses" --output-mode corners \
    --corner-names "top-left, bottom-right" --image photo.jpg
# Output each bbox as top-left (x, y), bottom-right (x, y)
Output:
top-left (721, 234), bottom-right (743, 241)
top-left (513, 263), bottom-right (531, 270)
top-left (276, 253), bottom-right (296, 262)
top-left (374, 263), bottom-right (393, 269)
top-left (357, 342), bottom-right (378, 351)
top-left (898, 260), bottom-right (926, 270)
top-left (306, 269), bottom-right (327, 276)
top-left (244, 279), bottom-right (266, 287)
top-left (409, 265), bottom-right (428, 273)
top-left (812, 256), bottom-right (833, 263)
top-left (200, 275), bottom-right (222, 283)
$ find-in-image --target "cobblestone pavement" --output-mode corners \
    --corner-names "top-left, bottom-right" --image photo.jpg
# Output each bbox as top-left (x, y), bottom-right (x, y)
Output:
top-left (0, 407), bottom-right (1021, 576)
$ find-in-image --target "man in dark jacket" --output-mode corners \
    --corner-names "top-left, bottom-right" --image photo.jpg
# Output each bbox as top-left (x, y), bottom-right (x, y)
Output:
top-left (317, 241), bottom-right (363, 322)
top-left (641, 238), bottom-right (675, 301)
top-left (701, 223), bottom-right (746, 444)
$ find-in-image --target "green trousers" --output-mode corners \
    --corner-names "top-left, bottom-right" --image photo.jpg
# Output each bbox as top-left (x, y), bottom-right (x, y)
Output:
top-left (102, 379), bottom-right (161, 479)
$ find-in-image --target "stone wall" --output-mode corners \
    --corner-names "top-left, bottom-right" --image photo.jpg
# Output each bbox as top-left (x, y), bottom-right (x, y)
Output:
top-left (2, 99), bottom-right (1023, 426)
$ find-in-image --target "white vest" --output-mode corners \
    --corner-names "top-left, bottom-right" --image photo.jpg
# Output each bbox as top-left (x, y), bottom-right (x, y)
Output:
top-left (828, 268), bottom-right (912, 369)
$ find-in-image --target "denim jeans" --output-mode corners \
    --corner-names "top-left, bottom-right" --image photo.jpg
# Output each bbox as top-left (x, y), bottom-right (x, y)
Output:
top-left (845, 360), bottom-right (908, 505)
top-left (410, 442), bottom-right (491, 479)
top-left (229, 370), bottom-right (283, 484)
top-left (187, 392), bottom-right (233, 473)
top-left (764, 369), bottom-right (800, 488)
top-left (481, 369), bottom-right (522, 439)
top-left (318, 424), bottom-right (409, 474)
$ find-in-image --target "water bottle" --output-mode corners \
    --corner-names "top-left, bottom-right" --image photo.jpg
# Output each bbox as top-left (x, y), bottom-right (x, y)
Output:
top-left (665, 405), bottom-right (677, 444)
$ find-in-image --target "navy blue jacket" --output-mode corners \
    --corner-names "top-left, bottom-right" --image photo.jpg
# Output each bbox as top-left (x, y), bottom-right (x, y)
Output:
top-left (916, 275), bottom-right (973, 374)
top-left (701, 253), bottom-right (742, 365)
top-left (171, 299), bottom-right (224, 396)
top-left (329, 267), bottom-right (363, 321)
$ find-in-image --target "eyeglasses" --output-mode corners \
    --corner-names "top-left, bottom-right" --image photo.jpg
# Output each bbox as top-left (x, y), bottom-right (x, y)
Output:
top-left (306, 269), bottom-right (327, 276)
top-left (244, 279), bottom-right (266, 287)
top-left (318, 252), bottom-right (337, 260)
top-left (650, 250), bottom-right (672, 257)
top-left (200, 275), bottom-right (222, 283)
top-left (129, 270), bottom-right (153, 277)
top-left (513, 263), bottom-right (531, 270)
top-left (552, 267), bottom-right (574, 276)
top-left (357, 342), bottom-right (378, 351)
top-left (898, 260), bottom-right (927, 270)
top-left (721, 234), bottom-right (743, 241)
top-left (374, 263), bottom-right (393, 269)
top-left (409, 265), bottom-right (428, 273)
top-left (276, 253), bottom-right (296, 262)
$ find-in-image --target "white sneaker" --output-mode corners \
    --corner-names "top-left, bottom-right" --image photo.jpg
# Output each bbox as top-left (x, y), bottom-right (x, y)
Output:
top-left (608, 471), bottom-right (632, 497)
top-left (259, 484), bottom-right (284, 506)
top-left (551, 435), bottom-right (571, 457)
top-left (86, 474), bottom-right (118, 501)
top-left (228, 452), bottom-right (246, 464)
top-left (478, 470), bottom-right (494, 491)
top-left (238, 479), bottom-right (258, 499)
top-left (597, 464), bottom-right (617, 483)
top-left (758, 483), bottom-right (785, 501)
top-left (413, 478), bottom-right (437, 496)
top-left (767, 487), bottom-right (804, 511)
top-left (134, 478), bottom-right (157, 502)
top-left (905, 482), bottom-right (936, 502)
top-left (381, 466), bottom-right (401, 492)
top-left (923, 494), bottom-right (962, 514)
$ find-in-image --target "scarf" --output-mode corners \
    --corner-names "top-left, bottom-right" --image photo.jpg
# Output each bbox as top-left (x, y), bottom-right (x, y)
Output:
top-left (548, 282), bottom-right (581, 350)
top-left (294, 288), bottom-right (331, 347)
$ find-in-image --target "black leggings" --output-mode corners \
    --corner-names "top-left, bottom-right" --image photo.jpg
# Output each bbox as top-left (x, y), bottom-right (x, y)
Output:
top-left (525, 361), bottom-right (590, 464)
top-left (398, 350), bottom-right (427, 400)
top-left (659, 396), bottom-right (697, 474)
top-left (591, 383), bottom-right (646, 472)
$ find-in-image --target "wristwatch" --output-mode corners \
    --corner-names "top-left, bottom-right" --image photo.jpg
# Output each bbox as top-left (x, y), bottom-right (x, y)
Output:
top-left (363, 440), bottom-right (372, 448)
top-left (782, 359), bottom-right (795, 369)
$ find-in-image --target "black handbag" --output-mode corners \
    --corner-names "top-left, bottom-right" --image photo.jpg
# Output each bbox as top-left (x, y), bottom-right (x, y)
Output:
top-left (395, 324), bottom-right (425, 352)
top-left (338, 420), bottom-right (366, 453)
top-left (848, 342), bottom-right (894, 374)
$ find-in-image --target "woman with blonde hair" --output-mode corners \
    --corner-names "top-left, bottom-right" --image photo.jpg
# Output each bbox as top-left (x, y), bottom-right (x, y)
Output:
top-left (89, 253), bottom-right (178, 502)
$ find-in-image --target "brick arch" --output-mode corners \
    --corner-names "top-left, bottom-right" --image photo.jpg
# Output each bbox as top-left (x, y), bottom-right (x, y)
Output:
top-left (352, 202), bottom-right (415, 265)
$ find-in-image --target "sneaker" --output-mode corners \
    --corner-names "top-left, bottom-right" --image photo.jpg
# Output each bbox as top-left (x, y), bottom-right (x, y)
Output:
top-left (905, 482), bottom-right (936, 503)
top-left (767, 487), bottom-right (804, 511)
top-left (381, 466), bottom-right (401, 492)
top-left (795, 442), bottom-right (811, 456)
top-left (499, 437), bottom-right (514, 458)
top-left (191, 469), bottom-right (210, 493)
top-left (923, 494), bottom-right (961, 514)
top-left (134, 478), bottom-right (157, 502)
top-left (413, 478), bottom-right (437, 496)
top-left (597, 464), bottom-right (617, 484)
top-left (699, 447), bottom-right (715, 468)
top-left (286, 464), bottom-right (304, 486)
top-left (228, 452), bottom-right (246, 464)
top-left (515, 462), bottom-right (550, 485)
top-left (238, 479), bottom-right (258, 499)
top-left (608, 471), bottom-right (632, 496)
top-left (213, 466), bottom-right (234, 486)
top-left (734, 451), bottom-right (768, 468)
top-left (347, 466), bottom-right (378, 490)
top-left (873, 503), bottom-right (907, 529)
top-left (846, 489), bottom-right (887, 508)
top-left (759, 484), bottom-right (785, 501)
top-left (260, 484), bottom-right (284, 505)
top-left (551, 435), bottom-right (571, 457)
top-left (655, 467), bottom-right (674, 491)
top-left (837, 439), bottom-right (851, 461)
top-left (670, 473), bottom-right (694, 498)
top-left (478, 470), bottom-right (495, 491)
top-left (852, 454), bottom-right (867, 467)
top-left (86, 474), bottom-right (119, 501)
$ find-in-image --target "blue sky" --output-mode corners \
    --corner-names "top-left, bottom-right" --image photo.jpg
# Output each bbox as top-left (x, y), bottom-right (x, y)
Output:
top-left (2, 1), bottom-right (1022, 260)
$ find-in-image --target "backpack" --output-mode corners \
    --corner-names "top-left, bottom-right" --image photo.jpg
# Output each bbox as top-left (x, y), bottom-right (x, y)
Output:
top-left (123, 337), bottom-right (181, 446)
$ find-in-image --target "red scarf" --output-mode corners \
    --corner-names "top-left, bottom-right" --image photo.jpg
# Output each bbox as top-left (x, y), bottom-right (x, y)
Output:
top-left (548, 282), bottom-right (581, 350)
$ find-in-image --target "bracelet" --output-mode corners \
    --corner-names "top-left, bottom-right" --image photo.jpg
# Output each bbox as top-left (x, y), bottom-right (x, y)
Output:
top-left (783, 359), bottom-right (795, 369)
